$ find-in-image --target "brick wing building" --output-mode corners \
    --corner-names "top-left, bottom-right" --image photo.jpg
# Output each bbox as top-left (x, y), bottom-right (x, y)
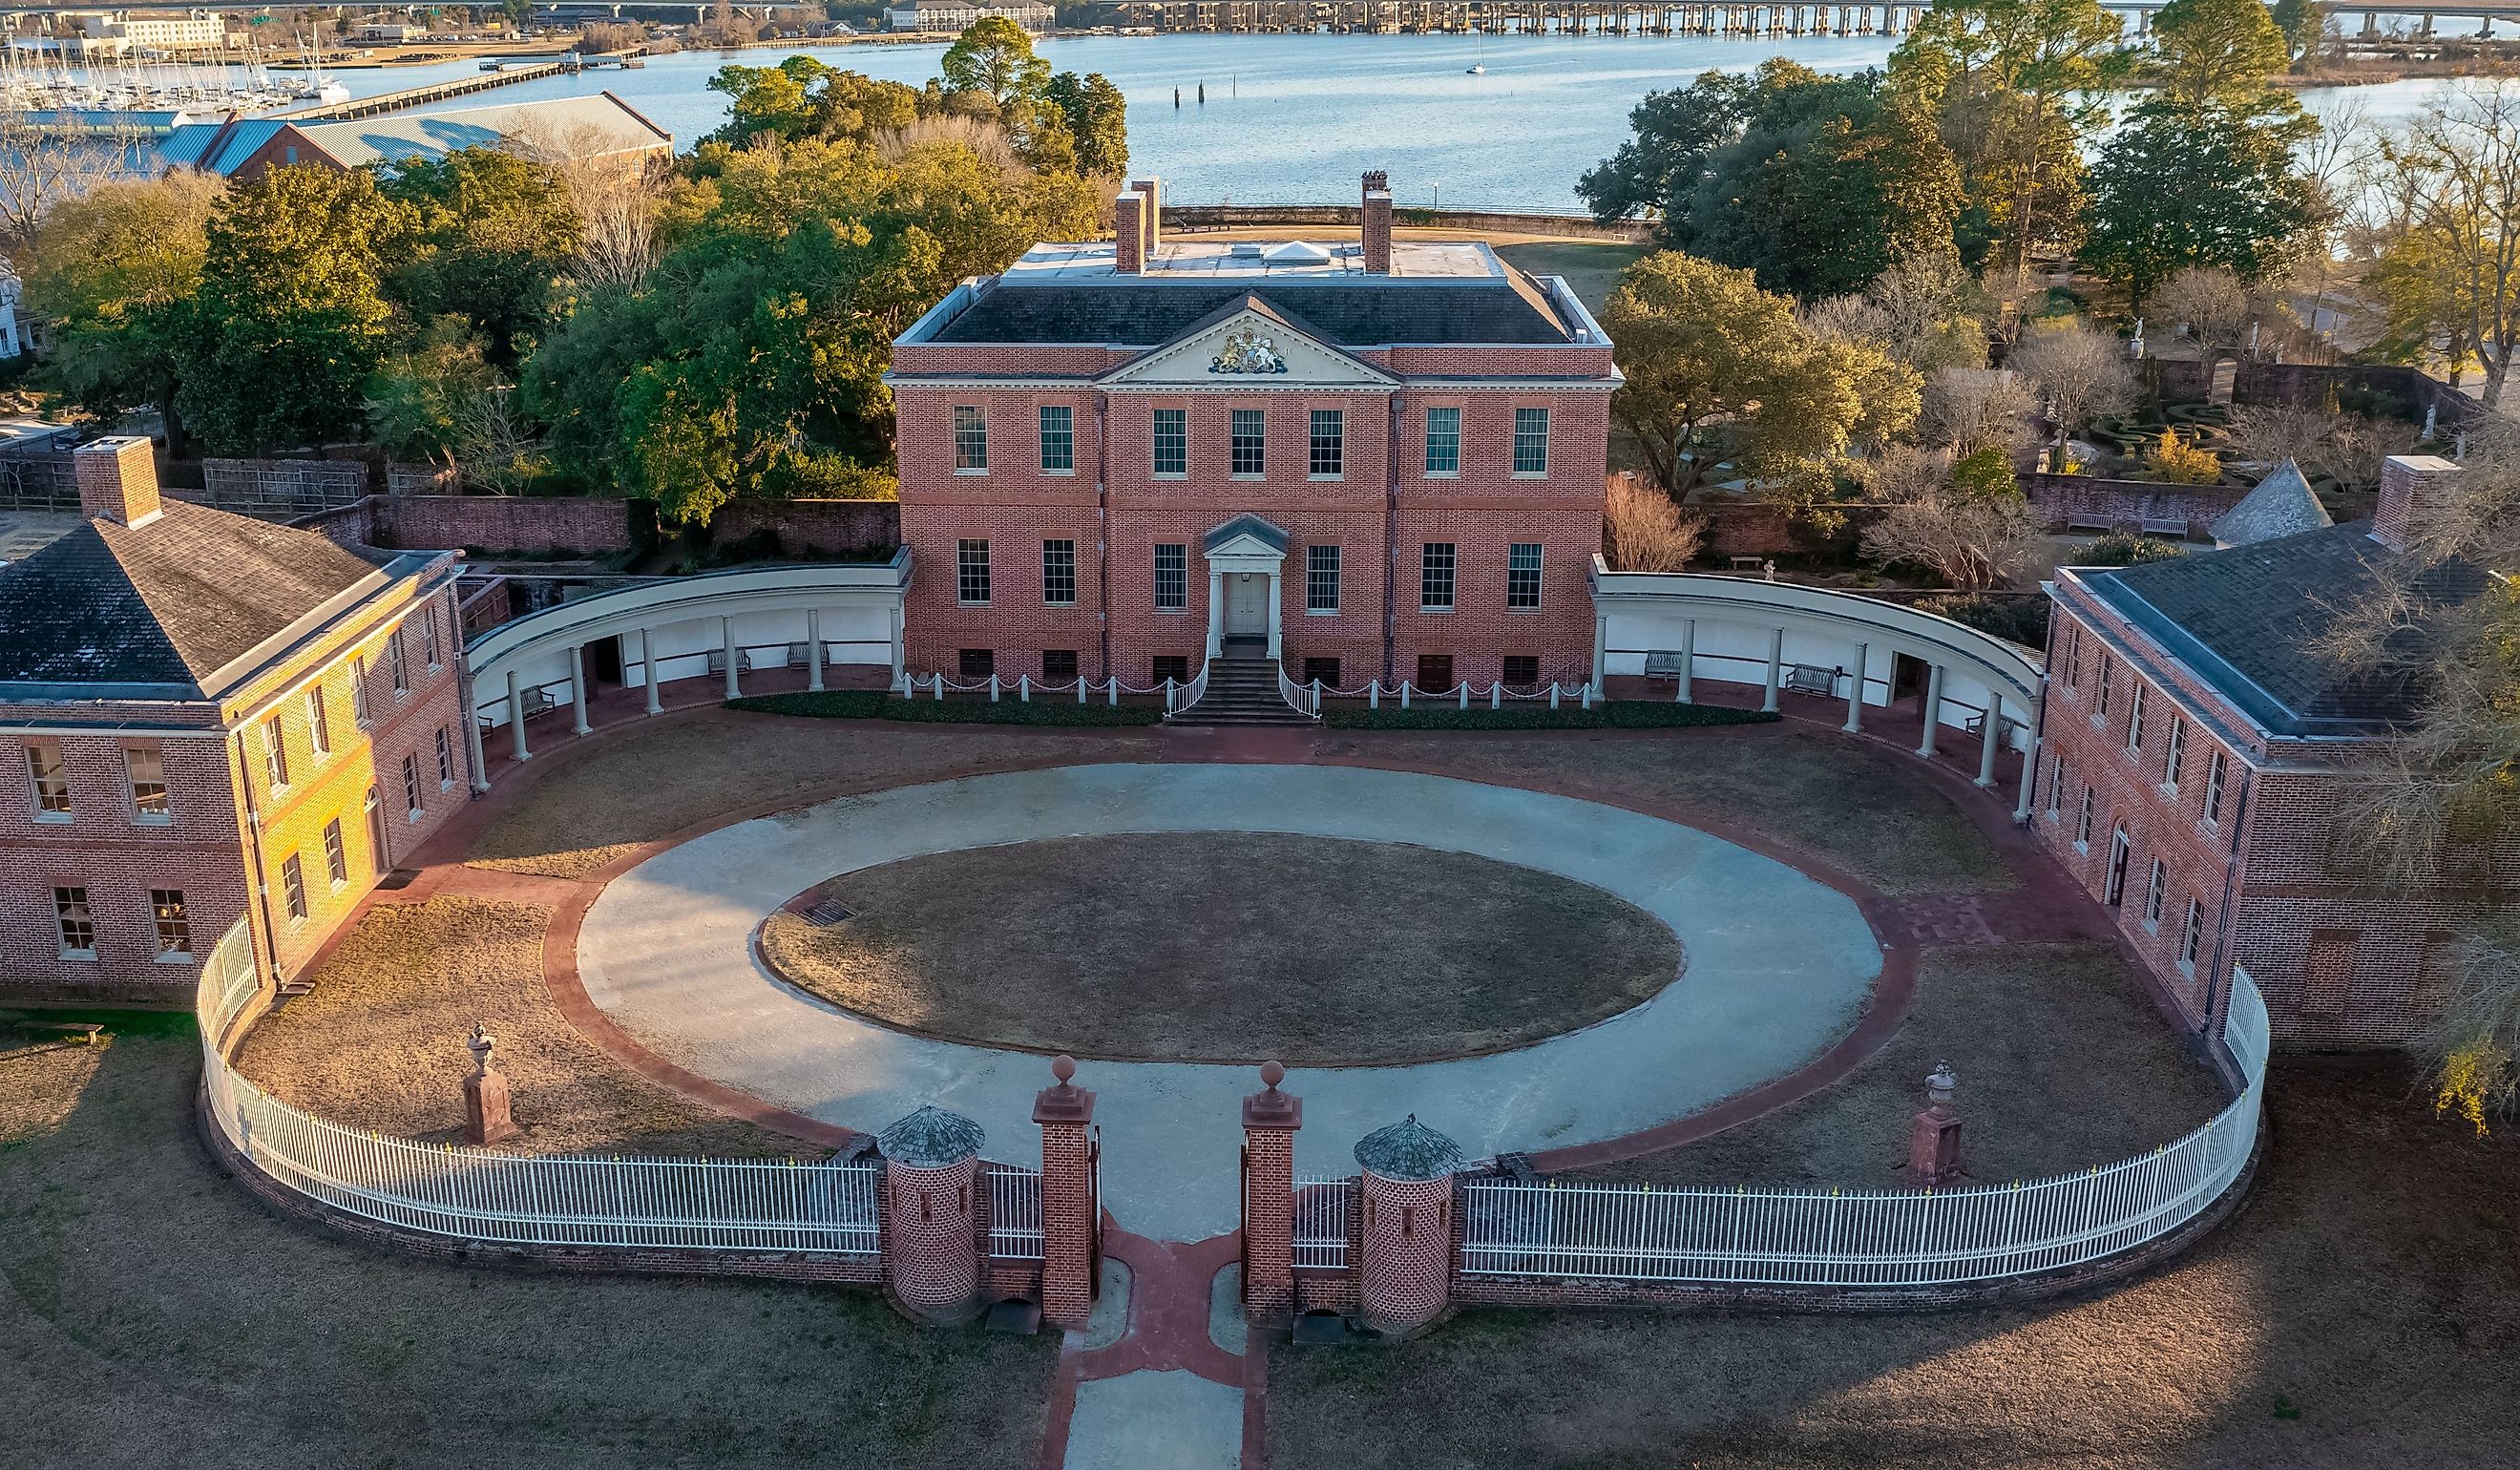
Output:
top-left (0, 439), bottom-right (469, 1002)
top-left (888, 173), bottom-right (1619, 696)
top-left (2035, 454), bottom-right (2500, 1047)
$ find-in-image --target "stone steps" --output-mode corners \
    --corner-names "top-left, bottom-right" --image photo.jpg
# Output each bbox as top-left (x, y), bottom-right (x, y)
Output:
top-left (1170, 659), bottom-right (1314, 725)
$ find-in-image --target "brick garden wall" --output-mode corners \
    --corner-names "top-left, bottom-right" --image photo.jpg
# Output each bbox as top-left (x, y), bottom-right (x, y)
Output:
top-left (2025, 473), bottom-right (2243, 537)
top-left (374, 495), bottom-right (640, 556)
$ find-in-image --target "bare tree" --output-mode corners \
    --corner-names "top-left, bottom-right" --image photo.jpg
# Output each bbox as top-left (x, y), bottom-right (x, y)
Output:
top-left (2378, 81), bottom-right (2520, 407)
top-left (449, 386), bottom-right (549, 495)
top-left (1917, 367), bottom-right (2040, 458)
top-left (0, 116), bottom-right (149, 249)
top-left (2009, 319), bottom-right (2136, 467)
top-left (1602, 472), bottom-right (1706, 572)
top-left (1858, 444), bottom-right (2045, 591)
top-left (2152, 265), bottom-right (2256, 357)
top-left (503, 121), bottom-right (667, 291)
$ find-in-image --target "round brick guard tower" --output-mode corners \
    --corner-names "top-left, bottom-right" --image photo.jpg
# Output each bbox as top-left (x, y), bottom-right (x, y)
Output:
top-left (877, 1104), bottom-right (986, 1324)
top-left (1354, 1114), bottom-right (1462, 1335)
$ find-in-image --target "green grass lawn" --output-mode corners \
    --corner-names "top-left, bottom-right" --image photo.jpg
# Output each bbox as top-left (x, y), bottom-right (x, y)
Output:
top-left (0, 1026), bottom-right (1055, 1470)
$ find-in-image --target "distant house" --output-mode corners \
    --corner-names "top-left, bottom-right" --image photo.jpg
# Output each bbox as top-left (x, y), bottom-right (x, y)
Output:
top-left (155, 92), bottom-right (674, 180)
top-left (884, 2), bottom-right (1054, 32)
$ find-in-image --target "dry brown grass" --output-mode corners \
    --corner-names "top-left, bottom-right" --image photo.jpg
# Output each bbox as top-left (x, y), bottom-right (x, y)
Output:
top-left (0, 1034), bottom-right (1054, 1470)
top-left (465, 717), bottom-right (1158, 879)
top-left (758, 832), bottom-right (1682, 1064)
top-left (1334, 727), bottom-right (2016, 897)
top-left (1566, 942), bottom-right (2230, 1187)
top-left (230, 896), bottom-right (802, 1158)
top-left (1270, 1060), bottom-right (2520, 1470)
top-left (0, 1038), bottom-right (105, 1144)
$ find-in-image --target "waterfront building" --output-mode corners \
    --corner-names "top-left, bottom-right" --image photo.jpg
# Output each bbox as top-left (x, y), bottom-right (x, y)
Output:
top-left (884, 2), bottom-right (1056, 32)
top-left (156, 92), bottom-right (673, 179)
top-left (887, 170), bottom-right (1620, 693)
top-left (0, 440), bottom-right (469, 1001)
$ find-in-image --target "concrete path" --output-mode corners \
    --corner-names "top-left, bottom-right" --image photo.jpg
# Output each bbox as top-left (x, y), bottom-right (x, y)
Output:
top-left (576, 763), bottom-right (1882, 1243)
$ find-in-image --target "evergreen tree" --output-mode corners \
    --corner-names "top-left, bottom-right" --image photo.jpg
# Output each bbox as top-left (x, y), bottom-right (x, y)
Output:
top-left (1044, 72), bottom-right (1129, 178)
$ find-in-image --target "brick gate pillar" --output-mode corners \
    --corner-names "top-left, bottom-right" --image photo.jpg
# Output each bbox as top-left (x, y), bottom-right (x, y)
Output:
top-left (1241, 1060), bottom-right (1303, 1329)
top-left (877, 1105), bottom-right (986, 1325)
top-left (1354, 1115), bottom-right (1462, 1335)
top-left (1033, 1055), bottom-right (1098, 1333)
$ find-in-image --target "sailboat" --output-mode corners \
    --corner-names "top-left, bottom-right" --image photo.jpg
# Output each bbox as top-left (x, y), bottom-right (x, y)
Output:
top-left (1466, 30), bottom-right (1486, 74)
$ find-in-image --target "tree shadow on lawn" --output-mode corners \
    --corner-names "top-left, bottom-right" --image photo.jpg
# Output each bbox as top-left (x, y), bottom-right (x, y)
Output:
top-left (1270, 1059), bottom-right (2520, 1470)
top-left (0, 1033), bottom-right (1056, 1470)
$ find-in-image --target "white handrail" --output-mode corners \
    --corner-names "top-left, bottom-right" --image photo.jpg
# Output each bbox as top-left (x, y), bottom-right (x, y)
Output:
top-left (1278, 664), bottom-right (1320, 719)
top-left (1167, 658), bottom-right (1212, 715)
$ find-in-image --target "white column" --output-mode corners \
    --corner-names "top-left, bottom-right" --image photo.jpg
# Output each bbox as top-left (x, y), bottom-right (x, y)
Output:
top-left (806, 607), bottom-right (825, 693)
top-left (888, 603), bottom-right (906, 692)
top-left (1266, 567), bottom-right (1283, 661)
top-left (640, 628), bottom-right (663, 715)
top-left (466, 697), bottom-right (491, 794)
top-left (1918, 662), bottom-right (1945, 757)
top-left (1207, 569), bottom-right (1225, 659)
top-left (2014, 733), bottom-right (2039, 821)
top-left (721, 616), bottom-right (742, 699)
top-left (505, 667), bottom-right (530, 763)
top-left (1843, 641), bottom-right (1866, 733)
top-left (1762, 627), bottom-right (1783, 713)
top-left (1676, 618), bottom-right (1695, 704)
top-left (1977, 690), bottom-right (2004, 788)
top-left (569, 643), bottom-right (591, 736)
top-left (1590, 613), bottom-right (1608, 690)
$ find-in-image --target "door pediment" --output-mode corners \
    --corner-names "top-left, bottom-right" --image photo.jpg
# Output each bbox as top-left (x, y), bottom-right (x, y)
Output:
top-left (1100, 302), bottom-right (1396, 388)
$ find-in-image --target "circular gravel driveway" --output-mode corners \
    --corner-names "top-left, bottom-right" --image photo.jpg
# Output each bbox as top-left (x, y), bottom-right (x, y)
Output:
top-left (575, 763), bottom-right (1886, 1241)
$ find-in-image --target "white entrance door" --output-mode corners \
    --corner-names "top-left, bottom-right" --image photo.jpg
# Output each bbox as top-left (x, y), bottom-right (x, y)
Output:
top-left (1226, 572), bottom-right (1268, 637)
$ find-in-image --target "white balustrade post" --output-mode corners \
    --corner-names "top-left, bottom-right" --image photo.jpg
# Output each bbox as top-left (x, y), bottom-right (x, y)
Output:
top-left (1077, 676), bottom-right (1086, 704)
top-left (640, 628), bottom-right (663, 715)
top-left (989, 674), bottom-right (1001, 704)
top-left (806, 607), bottom-right (826, 693)
top-left (1018, 675), bottom-right (1031, 703)
top-left (505, 668), bottom-right (530, 763)
top-left (1762, 627), bottom-right (1784, 713)
top-left (1106, 677), bottom-right (1118, 707)
top-left (1918, 662), bottom-right (1945, 758)
top-left (1311, 677), bottom-right (1322, 712)
top-left (1400, 682), bottom-right (1412, 710)
top-left (569, 642), bottom-right (592, 737)
top-left (1677, 618), bottom-right (1695, 704)
top-left (1843, 641), bottom-right (1867, 734)
top-left (1368, 681), bottom-right (1380, 709)
top-left (1165, 676), bottom-right (1177, 711)
top-left (1548, 682), bottom-right (1561, 710)
top-left (934, 673), bottom-right (947, 702)
top-left (1458, 682), bottom-right (1469, 710)
top-left (720, 617), bottom-right (741, 699)
top-left (1977, 691), bottom-right (2003, 788)
top-left (1491, 683), bottom-right (1502, 710)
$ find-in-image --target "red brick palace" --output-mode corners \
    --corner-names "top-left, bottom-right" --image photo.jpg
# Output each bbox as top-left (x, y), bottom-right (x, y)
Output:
top-left (887, 172), bottom-right (1619, 695)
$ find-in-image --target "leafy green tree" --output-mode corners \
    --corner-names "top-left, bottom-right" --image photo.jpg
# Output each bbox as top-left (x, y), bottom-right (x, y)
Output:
top-left (2148, 0), bottom-right (2294, 108)
top-left (1893, 0), bottom-right (2130, 283)
top-left (705, 57), bottom-right (919, 146)
top-left (376, 147), bottom-right (581, 368)
top-left (1601, 251), bottom-right (1918, 503)
top-left (1044, 71), bottom-right (1128, 178)
top-left (2083, 100), bottom-right (2318, 305)
top-left (938, 16), bottom-right (1049, 109)
top-left (175, 165), bottom-right (410, 456)
top-left (1579, 62), bottom-right (1963, 298)
top-left (366, 315), bottom-right (500, 464)
top-left (18, 172), bottom-right (220, 452)
top-left (2268, 0), bottom-right (2324, 63)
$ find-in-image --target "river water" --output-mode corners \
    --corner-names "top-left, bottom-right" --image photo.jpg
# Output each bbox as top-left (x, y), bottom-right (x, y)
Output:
top-left (164, 33), bottom-right (2490, 210)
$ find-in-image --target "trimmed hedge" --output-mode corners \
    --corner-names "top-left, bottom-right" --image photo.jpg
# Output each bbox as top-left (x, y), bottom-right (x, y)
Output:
top-left (727, 690), bottom-right (1165, 726)
top-left (1322, 701), bottom-right (1779, 732)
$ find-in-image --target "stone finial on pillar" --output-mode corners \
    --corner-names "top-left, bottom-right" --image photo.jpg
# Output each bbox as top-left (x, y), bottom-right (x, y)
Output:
top-left (877, 1104), bottom-right (987, 1324)
top-left (1033, 1055), bottom-right (1098, 1333)
top-left (1906, 1060), bottom-right (1963, 1186)
top-left (1354, 1114), bottom-right (1461, 1335)
top-left (463, 1021), bottom-right (518, 1144)
top-left (1241, 1060), bottom-right (1304, 1329)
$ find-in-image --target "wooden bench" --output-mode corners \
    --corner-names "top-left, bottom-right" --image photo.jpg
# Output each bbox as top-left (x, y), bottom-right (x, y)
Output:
top-left (1644, 650), bottom-right (1690, 680)
top-left (1727, 555), bottom-right (1766, 573)
top-left (1783, 663), bottom-right (1839, 698)
top-left (2065, 514), bottom-right (2116, 535)
top-left (705, 648), bottom-right (761, 677)
top-left (2138, 516), bottom-right (2191, 538)
top-left (24, 1020), bottom-right (103, 1044)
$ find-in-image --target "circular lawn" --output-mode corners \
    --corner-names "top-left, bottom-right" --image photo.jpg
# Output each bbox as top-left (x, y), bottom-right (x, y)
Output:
top-left (755, 831), bottom-right (1683, 1065)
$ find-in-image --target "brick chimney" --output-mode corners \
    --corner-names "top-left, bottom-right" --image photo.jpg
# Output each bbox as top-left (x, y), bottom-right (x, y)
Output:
top-left (1114, 189), bottom-right (1144, 275)
top-left (2371, 453), bottom-right (2460, 551)
top-left (1361, 169), bottom-right (1393, 274)
top-left (1129, 175), bottom-right (1162, 258)
top-left (75, 435), bottom-right (162, 530)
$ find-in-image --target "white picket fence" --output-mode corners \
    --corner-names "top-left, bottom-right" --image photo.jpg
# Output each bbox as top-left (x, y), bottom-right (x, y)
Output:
top-left (195, 921), bottom-right (883, 1256)
top-left (1458, 970), bottom-right (2272, 1288)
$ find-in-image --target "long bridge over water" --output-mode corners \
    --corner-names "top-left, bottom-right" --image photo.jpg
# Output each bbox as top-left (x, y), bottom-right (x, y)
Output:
top-left (1097, 0), bottom-right (2520, 34)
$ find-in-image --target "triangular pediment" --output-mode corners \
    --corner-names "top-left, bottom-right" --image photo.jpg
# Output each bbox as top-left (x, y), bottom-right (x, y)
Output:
top-left (1100, 297), bottom-right (1397, 388)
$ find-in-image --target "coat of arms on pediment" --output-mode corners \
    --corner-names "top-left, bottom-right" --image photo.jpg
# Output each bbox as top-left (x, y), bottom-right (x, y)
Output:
top-left (1208, 326), bottom-right (1289, 375)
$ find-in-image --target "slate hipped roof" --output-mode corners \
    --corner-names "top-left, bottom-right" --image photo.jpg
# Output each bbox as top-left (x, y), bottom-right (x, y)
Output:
top-left (0, 501), bottom-right (384, 696)
top-left (1354, 1114), bottom-right (1463, 1181)
top-left (2077, 522), bottom-right (2488, 736)
top-left (932, 279), bottom-right (1570, 346)
top-left (2210, 459), bottom-right (2333, 547)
